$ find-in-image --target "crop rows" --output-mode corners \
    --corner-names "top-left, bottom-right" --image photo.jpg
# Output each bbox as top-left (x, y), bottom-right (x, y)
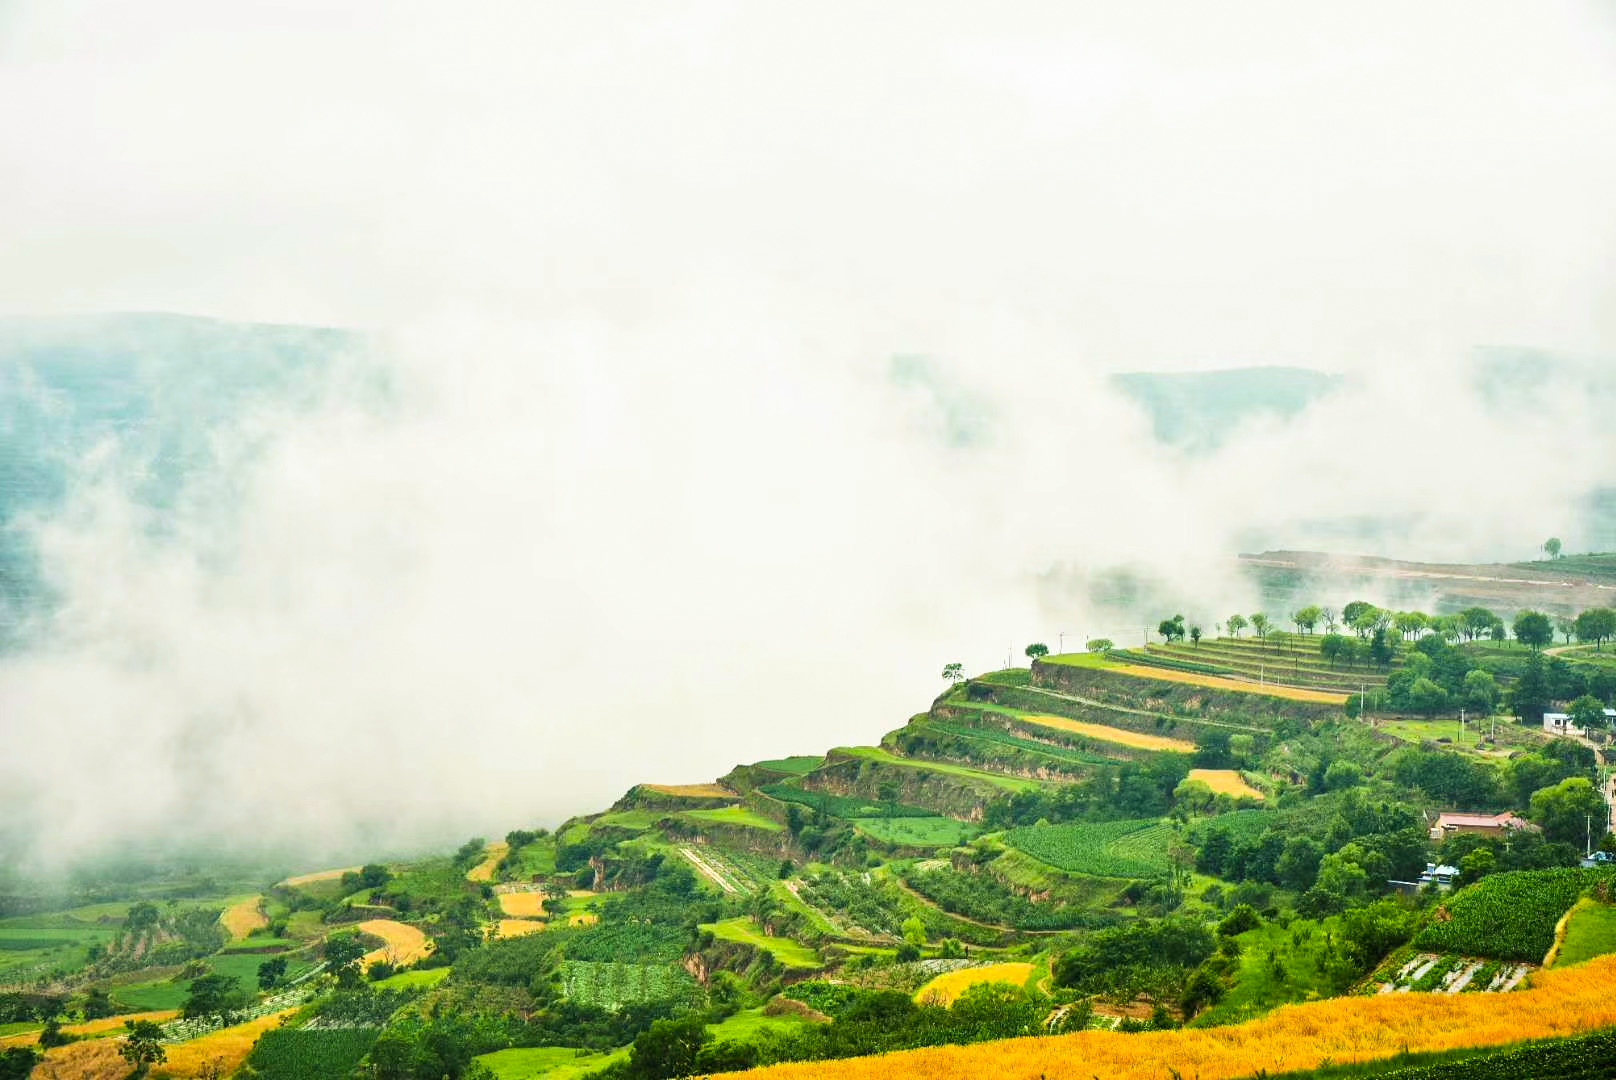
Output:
top-left (759, 784), bottom-right (936, 820)
top-left (1004, 819), bottom-right (1173, 879)
top-left (559, 961), bottom-right (698, 1010)
top-left (243, 1027), bottom-right (379, 1080)
top-left (916, 720), bottom-right (1118, 765)
top-left (1378, 1029), bottom-right (1616, 1079)
top-left (1415, 868), bottom-right (1615, 961)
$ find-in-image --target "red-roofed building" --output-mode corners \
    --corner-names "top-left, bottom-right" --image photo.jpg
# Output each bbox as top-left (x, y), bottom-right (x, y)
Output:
top-left (1427, 810), bottom-right (1537, 843)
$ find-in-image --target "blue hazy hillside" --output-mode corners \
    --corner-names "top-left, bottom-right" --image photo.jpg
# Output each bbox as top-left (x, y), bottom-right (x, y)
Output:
top-left (1108, 366), bottom-right (1344, 452)
top-left (0, 313), bottom-right (365, 642)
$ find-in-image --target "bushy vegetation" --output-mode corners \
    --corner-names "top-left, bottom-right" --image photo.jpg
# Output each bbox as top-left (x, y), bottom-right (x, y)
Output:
top-left (759, 783), bottom-right (937, 819)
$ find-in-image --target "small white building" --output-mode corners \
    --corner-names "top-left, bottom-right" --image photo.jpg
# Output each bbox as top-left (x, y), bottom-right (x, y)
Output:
top-left (1544, 708), bottom-right (1616, 737)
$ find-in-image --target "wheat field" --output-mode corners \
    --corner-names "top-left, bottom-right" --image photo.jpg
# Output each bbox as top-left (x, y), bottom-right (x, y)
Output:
top-left (730, 955), bottom-right (1616, 1080)
top-left (218, 896), bottom-right (268, 940)
top-left (643, 783), bottom-right (734, 798)
top-left (498, 891), bottom-right (546, 917)
top-left (913, 963), bottom-right (1035, 1006)
top-left (1187, 769), bottom-right (1265, 800)
top-left (357, 918), bottom-right (431, 967)
top-left (497, 918), bottom-right (545, 938)
top-left (1108, 664), bottom-right (1349, 704)
top-left (1020, 715), bottom-right (1196, 753)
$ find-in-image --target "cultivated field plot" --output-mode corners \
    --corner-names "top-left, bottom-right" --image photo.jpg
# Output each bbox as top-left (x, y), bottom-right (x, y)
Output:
top-left (754, 756), bottom-right (823, 775)
top-left (0, 1010), bottom-right (178, 1049)
top-left (837, 745), bottom-right (1046, 792)
top-left (1016, 715), bottom-right (1195, 753)
top-left (242, 1027), bottom-right (380, 1080)
top-left (559, 960), bottom-right (699, 1009)
top-left (853, 817), bottom-right (976, 848)
top-left (1551, 899), bottom-right (1616, 968)
top-left (1186, 769), bottom-right (1264, 799)
top-left (728, 953), bottom-right (1616, 1080)
top-left (1375, 953), bottom-right (1529, 995)
top-left (219, 895), bottom-right (267, 940)
top-left (701, 917), bottom-right (822, 969)
top-left (497, 891), bottom-right (546, 917)
top-left (497, 919), bottom-right (544, 938)
top-left (476, 1046), bottom-right (627, 1080)
top-left (1044, 652), bottom-right (1349, 704)
top-left (466, 842), bottom-right (509, 883)
top-left (913, 962), bottom-right (1034, 1005)
top-left (357, 918), bottom-right (430, 967)
top-left (678, 846), bottom-right (766, 894)
top-left (1004, 819), bottom-right (1175, 878)
top-left (679, 806), bottom-right (782, 831)
top-left (643, 783), bottom-right (734, 798)
top-left (1415, 868), bottom-right (1615, 962)
top-left (278, 866), bottom-right (360, 888)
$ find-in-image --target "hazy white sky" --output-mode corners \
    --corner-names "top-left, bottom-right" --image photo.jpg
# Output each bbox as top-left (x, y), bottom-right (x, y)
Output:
top-left (2, 2), bottom-right (1614, 867)
top-left (2, 1), bottom-right (1613, 370)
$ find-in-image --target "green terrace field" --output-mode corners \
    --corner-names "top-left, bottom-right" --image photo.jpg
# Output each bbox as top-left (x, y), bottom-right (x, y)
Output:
top-left (1140, 632), bottom-right (1404, 693)
top-left (753, 756), bottom-right (824, 775)
top-left (852, 817), bottom-right (978, 848)
top-left (1553, 900), bottom-right (1616, 968)
top-left (759, 782), bottom-right (939, 819)
top-left (1002, 818), bottom-right (1177, 878)
top-left (679, 806), bottom-right (782, 831)
top-left (476, 1046), bottom-right (628, 1080)
top-left (0, 924), bottom-right (119, 980)
top-left (834, 745), bottom-right (1045, 793)
top-left (701, 916), bottom-right (823, 969)
top-left (707, 1005), bottom-right (814, 1042)
top-left (1189, 914), bottom-right (1346, 1027)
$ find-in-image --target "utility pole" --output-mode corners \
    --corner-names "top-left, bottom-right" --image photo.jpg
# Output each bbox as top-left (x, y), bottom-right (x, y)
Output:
top-left (1059, 631), bottom-right (1065, 655)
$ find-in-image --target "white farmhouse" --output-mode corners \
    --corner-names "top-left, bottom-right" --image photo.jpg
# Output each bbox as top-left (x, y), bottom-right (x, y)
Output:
top-left (1544, 708), bottom-right (1616, 737)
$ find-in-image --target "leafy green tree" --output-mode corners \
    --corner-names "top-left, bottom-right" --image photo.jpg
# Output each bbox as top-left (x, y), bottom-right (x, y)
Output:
top-left (1392, 611), bottom-right (1427, 641)
top-left (1319, 633), bottom-right (1350, 668)
top-left (1407, 677), bottom-right (1449, 715)
top-left (1529, 777), bottom-right (1606, 847)
top-left (1545, 537), bottom-right (1563, 559)
top-left (1570, 694), bottom-right (1610, 735)
top-left (901, 916), bottom-right (927, 946)
top-left (1510, 650), bottom-right (1552, 723)
top-left (1226, 614), bottom-right (1247, 639)
top-left (941, 662), bottom-right (964, 684)
top-left (1156, 616), bottom-right (1186, 644)
top-left (1324, 761), bottom-right (1363, 790)
top-left (1172, 778), bottom-right (1214, 816)
top-left (1086, 638), bottom-right (1114, 653)
top-left (629, 1015), bottom-right (710, 1080)
top-left (1459, 607), bottom-right (1498, 642)
top-left (1575, 608), bottom-right (1616, 651)
top-left (1293, 606), bottom-right (1321, 635)
top-left (1463, 669), bottom-right (1499, 714)
top-left (323, 933), bottom-right (368, 989)
top-left (119, 1019), bottom-right (167, 1075)
top-left (1024, 643), bottom-right (1049, 665)
top-left (1250, 613), bottom-right (1271, 646)
top-left (182, 974), bottom-right (247, 1023)
top-left (256, 955), bottom-right (288, 990)
top-left (1514, 610), bottom-right (1554, 650)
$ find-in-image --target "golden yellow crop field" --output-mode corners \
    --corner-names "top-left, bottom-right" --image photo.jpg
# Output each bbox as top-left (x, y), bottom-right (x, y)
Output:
top-left (498, 891), bottom-right (546, 917)
top-left (30, 1009), bottom-right (296, 1080)
top-left (465, 842), bottom-right (509, 883)
top-left (277, 866), bottom-right (359, 887)
top-left (913, 963), bottom-right (1034, 1006)
top-left (0, 1011), bottom-right (178, 1049)
top-left (732, 955), bottom-right (1616, 1080)
top-left (153, 1008), bottom-right (298, 1078)
top-left (643, 783), bottom-right (734, 798)
top-left (219, 896), bottom-right (267, 940)
top-left (568, 913), bottom-right (599, 927)
top-left (1019, 715), bottom-right (1195, 753)
top-left (1108, 664), bottom-right (1348, 704)
top-left (357, 918), bottom-right (431, 967)
top-left (497, 919), bottom-right (545, 938)
top-left (1187, 769), bottom-right (1264, 800)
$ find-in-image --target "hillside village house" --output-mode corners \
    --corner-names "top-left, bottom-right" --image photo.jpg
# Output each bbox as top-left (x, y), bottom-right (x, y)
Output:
top-left (1544, 709), bottom-right (1616, 737)
top-left (1426, 810), bottom-right (1537, 843)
